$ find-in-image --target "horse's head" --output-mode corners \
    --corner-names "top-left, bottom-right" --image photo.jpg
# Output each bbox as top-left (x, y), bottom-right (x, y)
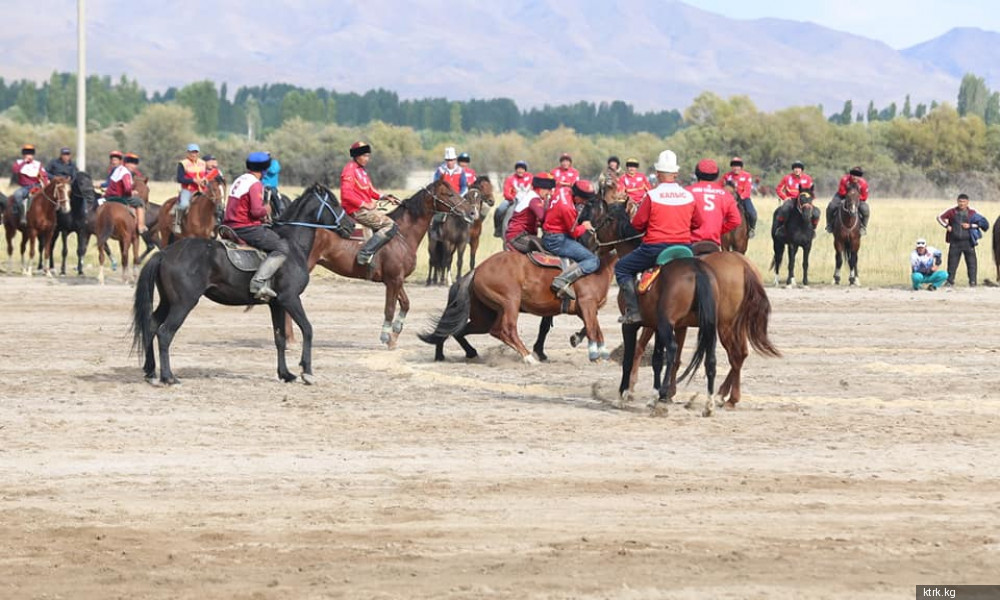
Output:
top-left (796, 186), bottom-right (815, 213)
top-left (575, 194), bottom-right (609, 252)
top-left (70, 172), bottom-right (95, 218)
top-left (48, 176), bottom-right (72, 214)
top-left (843, 182), bottom-right (860, 214)
top-left (283, 184), bottom-right (342, 228)
top-left (601, 177), bottom-right (626, 204)
top-left (428, 178), bottom-right (477, 224)
top-left (206, 175), bottom-right (226, 206)
top-left (470, 176), bottom-right (495, 208)
top-left (723, 179), bottom-right (741, 201)
top-left (134, 175), bottom-right (150, 204)
top-left (593, 200), bottom-right (642, 253)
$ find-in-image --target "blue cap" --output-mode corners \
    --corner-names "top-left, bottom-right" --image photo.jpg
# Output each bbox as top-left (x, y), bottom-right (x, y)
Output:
top-left (247, 151), bottom-right (270, 163)
top-left (186, 143), bottom-right (201, 152)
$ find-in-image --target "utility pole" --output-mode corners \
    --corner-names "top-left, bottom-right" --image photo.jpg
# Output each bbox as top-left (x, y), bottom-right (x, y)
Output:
top-left (76, 0), bottom-right (87, 170)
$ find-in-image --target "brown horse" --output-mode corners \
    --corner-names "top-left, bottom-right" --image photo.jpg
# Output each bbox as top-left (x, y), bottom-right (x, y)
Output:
top-left (420, 194), bottom-right (615, 363)
top-left (154, 175), bottom-right (226, 245)
top-left (597, 203), bottom-right (780, 409)
top-left (95, 201), bottom-right (140, 284)
top-left (721, 180), bottom-right (750, 254)
top-left (12, 178), bottom-right (71, 277)
top-left (459, 176), bottom-right (495, 273)
top-left (305, 179), bottom-right (475, 348)
top-left (427, 177), bottom-right (494, 286)
top-left (831, 182), bottom-right (862, 286)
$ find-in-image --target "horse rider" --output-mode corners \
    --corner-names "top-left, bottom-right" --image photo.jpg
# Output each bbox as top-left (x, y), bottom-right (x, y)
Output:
top-left (11, 144), bottom-right (49, 226)
top-left (341, 141), bottom-right (399, 265)
top-left (174, 143), bottom-right (207, 234)
top-left (494, 160), bottom-right (533, 237)
top-left (723, 156), bottom-right (758, 238)
top-left (101, 150), bottom-right (123, 191)
top-left (826, 166), bottom-right (870, 235)
top-left (774, 160), bottom-right (819, 235)
top-left (618, 157), bottom-right (652, 207)
top-left (204, 154), bottom-right (223, 179)
top-left (104, 152), bottom-right (148, 236)
top-left (614, 150), bottom-right (702, 324)
top-left (504, 172), bottom-right (555, 253)
top-left (429, 147), bottom-right (469, 241)
top-left (551, 152), bottom-right (580, 205)
top-left (687, 159), bottom-right (742, 255)
top-left (458, 152), bottom-right (477, 186)
top-left (261, 153), bottom-right (282, 213)
top-left (597, 156), bottom-right (621, 195)
top-left (222, 151), bottom-right (290, 301)
top-left (543, 180), bottom-right (599, 299)
top-left (46, 147), bottom-right (78, 180)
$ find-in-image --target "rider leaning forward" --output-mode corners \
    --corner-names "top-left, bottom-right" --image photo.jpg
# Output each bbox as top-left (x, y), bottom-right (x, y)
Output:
top-left (223, 151), bottom-right (290, 301)
top-left (614, 150), bottom-right (702, 324)
top-left (542, 180), bottom-right (599, 299)
top-left (504, 171), bottom-right (555, 253)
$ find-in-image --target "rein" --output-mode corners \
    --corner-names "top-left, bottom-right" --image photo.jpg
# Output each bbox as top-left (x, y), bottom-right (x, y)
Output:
top-left (272, 190), bottom-right (347, 231)
top-left (40, 182), bottom-right (69, 207)
top-left (429, 182), bottom-right (473, 218)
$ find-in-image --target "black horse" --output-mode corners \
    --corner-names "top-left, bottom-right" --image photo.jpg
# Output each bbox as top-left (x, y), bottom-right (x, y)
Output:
top-left (131, 184), bottom-right (343, 386)
top-left (771, 187), bottom-right (818, 287)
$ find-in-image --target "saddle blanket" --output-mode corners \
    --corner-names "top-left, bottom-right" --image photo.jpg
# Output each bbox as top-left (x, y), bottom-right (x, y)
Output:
top-left (637, 246), bottom-right (695, 295)
top-left (527, 251), bottom-right (576, 271)
top-left (221, 240), bottom-right (266, 272)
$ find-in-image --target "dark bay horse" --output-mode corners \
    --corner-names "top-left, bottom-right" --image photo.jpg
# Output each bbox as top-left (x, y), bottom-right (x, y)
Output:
top-left (420, 195), bottom-right (614, 364)
top-left (24, 177), bottom-right (72, 277)
top-left (154, 175), bottom-right (227, 245)
top-left (598, 204), bottom-right (780, 410)
top-left (1, 190), bottom-right (29, 273)
top-left (831, 183), bottom-right (862, 286)
top-left (131, 187), bottom-right (345, 386)
top-left (305, 178), bottom-right (475, 348)
top-left (427, 177), bottom-right (494, 286)
top-left (771, 188), bottom-right (816, 287)
top-left (721, 180), bottom-right (749, 254)
top-left (992, 214), bottom-right (1000, 282)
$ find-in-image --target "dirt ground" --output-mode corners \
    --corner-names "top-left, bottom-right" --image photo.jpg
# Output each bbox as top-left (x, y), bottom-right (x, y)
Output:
top-left (1, 273), bottom-right (999, 599)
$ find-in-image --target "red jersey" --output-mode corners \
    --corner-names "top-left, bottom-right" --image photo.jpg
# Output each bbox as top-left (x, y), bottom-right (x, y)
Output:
top-left (339, 160), bottom-right (381, 214)
top-left (12, 158), bottom-right (47, 187)
top-left (223, 173), bottom-right (267, 229)
top-left (632, 182), bottom-right (700, 245)
top-left (552, 166), bottom-right (579, 190)
top-left (687, 181), bottom-right (741, 245)
top-left (434, 163), bottom-right (467, 195)
top-left (503, 172), bottom-right (533, 201)
top-left (504, 192), bottom-right (545, 242)
top-left (723, 169), bottom-right (754, 200)
top-left (776, 172), bottom-right (815, 200)
top-left (542, 192), bottom-right (587, 238)
top-left (462, 167), bottom-right (477, 186)
top-left (836, 174), bottom-right (869, 201)
top-left (105, 165), bottom-right (133, 198)
top-left (177, 158), bottom-right (207, 192)
top-left (618, 172), bottom-right (651, 204)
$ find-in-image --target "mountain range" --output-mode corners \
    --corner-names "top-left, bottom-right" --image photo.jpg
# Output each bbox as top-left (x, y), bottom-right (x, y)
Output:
top-left (4, 0), bottom-right (998, 113)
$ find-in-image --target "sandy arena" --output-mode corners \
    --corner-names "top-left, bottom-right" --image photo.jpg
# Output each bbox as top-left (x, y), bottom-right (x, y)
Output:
top-left (1, 275), bottom-right (998, 599)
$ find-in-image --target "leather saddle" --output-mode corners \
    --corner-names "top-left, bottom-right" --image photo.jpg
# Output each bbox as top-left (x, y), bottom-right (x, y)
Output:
top-left (218, 237), bottom-right (266, 272)
top-left (527, 251), bottom-right (576, 271)
top-left (638, 246), bottom-right (695, 295)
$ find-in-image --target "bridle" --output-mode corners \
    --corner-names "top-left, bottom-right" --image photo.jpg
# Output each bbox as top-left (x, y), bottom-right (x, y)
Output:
top-left (426, 182), bottom-right (474, 222)
top-left (586, 200), bottom-right (645, 248)
top-left (272, 187), bottom-right (350, 231)
top-left (40, 180), bottom-right (70, 209)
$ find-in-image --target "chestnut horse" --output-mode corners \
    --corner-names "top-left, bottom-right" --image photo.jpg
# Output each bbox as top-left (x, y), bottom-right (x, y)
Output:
top-left (95, 200), bottom-right (141, 285)
top-left (419, 194), bottom-right (615, 364)
top-left (154, 175), bottom-right (226, 245)
top-left (720, 180), bottom-right (750, 254)
top-left (597, 203), bottom-right (779, 409)
top-left (427, 177), bottom-right (494, 286)
top-left (15, 178), bottom-right (72, 277)
top-left (305, 178), bottom-right (475, 348)
top-left (831, 182), bottom-right (862, 286)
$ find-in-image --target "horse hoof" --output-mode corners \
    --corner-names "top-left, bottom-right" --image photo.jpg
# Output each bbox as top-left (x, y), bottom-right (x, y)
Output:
top-left (724, 400), bottom-right (738, 410)
top-left (301, 372), bottom-right (315, 386)
top-left (569, 334), bottom-right (582, 348)
top-left (702, 404), bottom-right (714, 418)
top-left (280, 372), bottom-right (297, 383)
top-left (379, 332), bottom-right (391, 345)
top-left (145, 376), bottom-right (160, 387)
top-left (523, 354), bottom-right (538, 365)
top-left (161, 377), bottom-right (180, 386)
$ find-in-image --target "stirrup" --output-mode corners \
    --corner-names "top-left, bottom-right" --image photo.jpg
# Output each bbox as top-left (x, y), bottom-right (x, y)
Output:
top-left (250, 279), bottom-right (277, 301)
top-left (551, 281), bottom-right (577, 300)
top-left (618, 311), bottom-right (641, 325)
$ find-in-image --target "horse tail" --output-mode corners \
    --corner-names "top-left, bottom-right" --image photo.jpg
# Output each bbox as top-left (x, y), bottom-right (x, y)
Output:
top-left (676, 260), bottom-right (717, 385)
top-left (735, 262), bottom-right (782, 358)
top-left (418, 270), bottom-right (475, 344)
top-left (130, 251), bottom-right (163, 361)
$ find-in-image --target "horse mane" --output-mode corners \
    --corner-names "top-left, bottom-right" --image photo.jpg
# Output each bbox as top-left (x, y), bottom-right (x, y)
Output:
top-left (388, 185), bottom-right (433, 221)
top-left (473, 175), bottom-right (491, 187)
top-left (608, 201), bottom-right (640, 239)
top-left (279, 184), bottom-right (333, 222)
top-left (70, 172), bottom-right (94, 218)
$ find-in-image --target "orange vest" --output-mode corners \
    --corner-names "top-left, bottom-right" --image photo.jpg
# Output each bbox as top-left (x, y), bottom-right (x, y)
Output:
top-left (179, 158), bottom-right (207, 192)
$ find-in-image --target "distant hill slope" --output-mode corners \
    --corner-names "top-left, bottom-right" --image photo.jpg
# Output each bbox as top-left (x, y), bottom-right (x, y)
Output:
top-left (1, 0), bottom-right (984, 112)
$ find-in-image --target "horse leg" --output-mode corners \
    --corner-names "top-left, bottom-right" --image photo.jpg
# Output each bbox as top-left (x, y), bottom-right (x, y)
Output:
top-left (650, 328), bottom-right (664, 391)
top-left (97, 237), bottom-right (107, 285)
top-left (59, 231), bottom-right (68, 276)
top-left (630, 326), bottom-right (655, 396)
top-left (144, 302), bottom-right (170, 382)
top-left (718, 332), bottom-right (747, 410)
top-left (533, 316), bottom-right (553, 362)
top-left (802, 243), bottom-right (811, 287)
top-left (269, 302), bottom-right (296, 383)
top-left (76, 230), bottom-right (88, 275)
top-left (25, 234), bottom-right (35, 277)
top-left (381, 279), bottom-right (405, 349)
top-left (618, 323), bottom-right (641, 405)
top-left (581, 301), bottom-right (609, 361)
top-left (833, 243), bottom-right (843, 285)
top-left (771, 241), bottom-right (784, 287)
top-left (786, 245), bottom-right (797, 287)
top-left (569, 325), bottom-right (588, 348)
top-left (654, 319), bottom-right (679, 411)
top-left (389, 285), bottom-right (410, 347)
top-left (490, 303), bottom-right (534, 363)
top-left (156, 300), bottom-right (199, 385)
top-left (850, 246), bottom-right (860, 286)
top-left (666, 327), bottom-right (689, 403)
top-left (119, 238), bottom-right (129, 284)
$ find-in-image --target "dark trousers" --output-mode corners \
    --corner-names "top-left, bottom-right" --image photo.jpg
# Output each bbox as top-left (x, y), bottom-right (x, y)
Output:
top-left (946, 239), bottom-right (977, 285)
top-left (614, 242), bottom-right (674, 286)
top-left (233, 226), bottom-right (290, 256)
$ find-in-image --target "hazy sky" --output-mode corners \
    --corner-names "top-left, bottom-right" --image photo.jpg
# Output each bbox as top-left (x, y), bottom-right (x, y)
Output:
top-left (689, 0), bottom-right (999, 48)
